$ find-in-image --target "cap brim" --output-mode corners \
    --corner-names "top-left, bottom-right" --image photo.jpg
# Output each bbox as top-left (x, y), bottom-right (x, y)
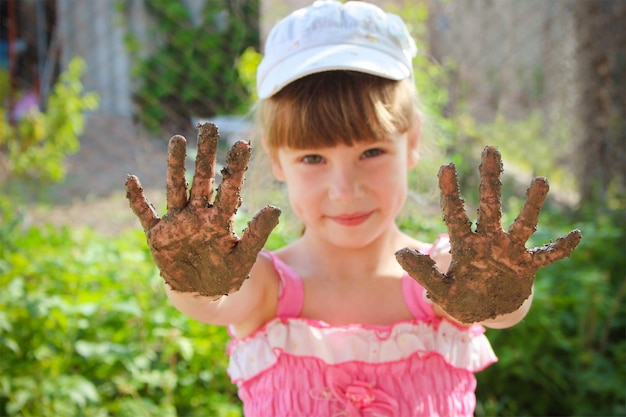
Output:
top-left (257, 44), bottom-right (411, 99)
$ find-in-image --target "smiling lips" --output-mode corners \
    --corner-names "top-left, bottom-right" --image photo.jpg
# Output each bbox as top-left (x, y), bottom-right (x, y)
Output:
top-left (328, 211), bottom-right (374, 226)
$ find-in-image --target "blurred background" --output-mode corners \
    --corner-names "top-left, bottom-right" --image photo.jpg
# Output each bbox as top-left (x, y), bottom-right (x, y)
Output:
top-left (1, 1), bottom-right (624, 416)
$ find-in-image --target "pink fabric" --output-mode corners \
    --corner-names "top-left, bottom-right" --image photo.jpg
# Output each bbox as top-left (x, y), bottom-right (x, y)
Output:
top-left (267, 250), bottom-right (304, 318)
top-left (237, 351), bottom-right (478, 417)
top-left (227, 244), bottom-right (497, 416)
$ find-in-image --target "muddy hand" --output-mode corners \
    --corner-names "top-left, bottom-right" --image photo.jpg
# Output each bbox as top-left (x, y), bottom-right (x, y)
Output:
top-left (396, 146), bottom-right (581, 323)
top-left (125, 123), bottom-right (281, 297)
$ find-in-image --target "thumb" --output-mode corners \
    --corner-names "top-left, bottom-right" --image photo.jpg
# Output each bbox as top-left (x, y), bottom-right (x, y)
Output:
top-left (395, 247), bottom-right (450, 297)
top-left (531, 229), bottom-right (582, 269)
top-left (236, 206), bottom-right (281, 260)
top-left (125, 175), bottom-right (160, 231)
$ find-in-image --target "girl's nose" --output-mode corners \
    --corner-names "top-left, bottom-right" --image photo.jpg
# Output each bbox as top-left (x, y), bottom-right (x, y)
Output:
top-left (328, 165), bottom-right (364, 201)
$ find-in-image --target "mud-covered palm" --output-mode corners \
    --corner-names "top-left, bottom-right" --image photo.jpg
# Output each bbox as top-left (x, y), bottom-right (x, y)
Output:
top-left (396, 146), bottom-right (581, 323)
top-left (125, 123), bottom-right (281, 297)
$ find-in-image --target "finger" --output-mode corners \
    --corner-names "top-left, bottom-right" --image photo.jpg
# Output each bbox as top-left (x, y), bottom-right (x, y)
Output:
top-left (508, 176), bottom-right (549, 244)
top-left (213, 140), bottom-right (251, 218)
top-left (438, 163), bottom-right (472, 240)
top-left (189, 123), bottom-right (218, 207)
top-left (235, 206), bottom-right (282, 260)
top-left (166, 135), bottom-right (188, 211)
top-left (125, 175), bottom-right (160, 231)
top-left (531, 229), bottom-right (582, 268)
top-left (395, 247), bottom-right (450, 297)
top-left (476, 146), bottom-right (503, 235)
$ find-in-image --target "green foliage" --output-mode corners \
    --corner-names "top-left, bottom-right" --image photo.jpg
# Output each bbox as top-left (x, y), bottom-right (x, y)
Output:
top-left (0, 57), bottom-right (99, 184)
top-left (237, 47), bottom-right (263, 103)
top-left (0, 69), bottom-right (9, 104)
top-left (0, 207), bottom-right (242, 417)
top-left (3, 198), bottom-right (622, 416)
top-left (125, 0), bottom-right (259, 132)
top-left (475, 206), bottom-right (626, 417)
top-left (453, 111), bottom-right (578, 204)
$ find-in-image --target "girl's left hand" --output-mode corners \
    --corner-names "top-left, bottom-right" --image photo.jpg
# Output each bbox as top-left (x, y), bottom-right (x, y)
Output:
top-left (396, 146), bottom-right (582, 324)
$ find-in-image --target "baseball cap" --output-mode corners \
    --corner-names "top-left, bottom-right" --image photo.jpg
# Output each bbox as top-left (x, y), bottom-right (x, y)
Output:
top-left (256, 0), bottom-right (417, 99)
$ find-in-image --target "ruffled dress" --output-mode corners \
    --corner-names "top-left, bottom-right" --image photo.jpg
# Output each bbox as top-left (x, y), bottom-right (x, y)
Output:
top-left (227, 239), bottom-right (497, 417)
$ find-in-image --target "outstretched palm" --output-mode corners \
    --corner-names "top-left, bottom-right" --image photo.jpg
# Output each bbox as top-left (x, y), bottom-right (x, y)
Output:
top-left (396, 146), bottom-right (581, 323)
top-left (126, 123), bottom-right (281, 297)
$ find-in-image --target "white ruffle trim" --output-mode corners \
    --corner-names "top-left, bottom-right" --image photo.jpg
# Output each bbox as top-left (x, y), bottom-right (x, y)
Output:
top-left (228, 318), bottom-right (497, 383)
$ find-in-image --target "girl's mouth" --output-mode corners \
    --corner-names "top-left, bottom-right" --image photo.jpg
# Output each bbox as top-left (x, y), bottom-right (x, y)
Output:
top-left (328, 211), bottom-right (373, 226)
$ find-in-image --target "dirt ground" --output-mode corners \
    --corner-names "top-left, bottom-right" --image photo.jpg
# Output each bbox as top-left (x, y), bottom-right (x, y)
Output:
top-left (24, 114), bottom-right (251, 236)
top-left (25, 115), bottom-right (173, 236)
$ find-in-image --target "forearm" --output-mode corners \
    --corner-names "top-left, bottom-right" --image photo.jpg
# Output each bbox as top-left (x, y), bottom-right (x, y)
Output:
top-left (165, 284), bottom-right (225, 324)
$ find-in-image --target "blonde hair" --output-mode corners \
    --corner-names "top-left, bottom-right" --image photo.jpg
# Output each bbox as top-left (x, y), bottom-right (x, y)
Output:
top-left (257, 71), bottom-right (420, 152)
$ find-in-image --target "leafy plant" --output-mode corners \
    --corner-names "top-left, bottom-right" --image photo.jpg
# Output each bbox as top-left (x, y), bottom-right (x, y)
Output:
top-left (123, 0), bottom-right (259, 132)
top-left (0, 208), bottom-right (241, 417)
top-left (0, 57), bottom-right (98, 185)
top-left (2, 198), bottom-right (622, 416)
top-left (475, 206), bottom-right (625, 417)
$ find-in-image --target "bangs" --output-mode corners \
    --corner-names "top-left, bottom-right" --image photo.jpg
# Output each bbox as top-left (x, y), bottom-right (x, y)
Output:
top-left (258, 71), bottom-right (417, 151)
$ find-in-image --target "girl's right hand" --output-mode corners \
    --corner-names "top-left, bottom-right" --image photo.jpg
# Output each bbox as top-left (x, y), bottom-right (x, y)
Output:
top-left (125, 123), bottom-right (281, 298)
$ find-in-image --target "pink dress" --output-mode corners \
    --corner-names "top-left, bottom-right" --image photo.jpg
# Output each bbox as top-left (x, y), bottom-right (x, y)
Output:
top-left (227, 238), bottom-right (497, 417)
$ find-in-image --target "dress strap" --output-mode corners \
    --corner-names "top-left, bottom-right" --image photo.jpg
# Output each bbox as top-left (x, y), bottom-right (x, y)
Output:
top-left (401, 234), bottom-right (450, 321)
top-left (402, 275), bottom-right (435, 321)
top-left (262, 250), bottom-right (304, 318)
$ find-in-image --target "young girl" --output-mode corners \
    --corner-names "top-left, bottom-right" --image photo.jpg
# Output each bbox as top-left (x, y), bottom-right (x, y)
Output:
top-left (126, 1), bottom-right (581, 416)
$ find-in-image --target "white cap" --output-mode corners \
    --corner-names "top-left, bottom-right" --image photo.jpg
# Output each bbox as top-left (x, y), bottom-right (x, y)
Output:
top-left (257, 0), bottom-right (417, 99)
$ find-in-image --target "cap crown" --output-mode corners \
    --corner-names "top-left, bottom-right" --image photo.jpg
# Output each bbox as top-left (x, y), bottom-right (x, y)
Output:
top-left (257, 0), bottom-right (417, 98)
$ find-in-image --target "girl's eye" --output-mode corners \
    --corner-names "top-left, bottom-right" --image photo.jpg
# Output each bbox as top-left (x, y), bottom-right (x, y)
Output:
top-left (301, 154), bottom-right (324, 164)
top-left (362, 148), bottom-right (384, 159)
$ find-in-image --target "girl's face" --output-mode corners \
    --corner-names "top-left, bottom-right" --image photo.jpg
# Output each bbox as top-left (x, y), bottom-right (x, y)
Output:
top-left (269, 130), bottom-right (420, 249)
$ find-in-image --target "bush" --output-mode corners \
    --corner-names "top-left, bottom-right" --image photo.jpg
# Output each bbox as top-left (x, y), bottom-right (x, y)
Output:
top-left (0, 57), bottom-right (98, 185)
top-left (0, 208), bottom-right (241, 417)
top-left (475, 206), bottom-right (625, 417)
top-left (2, 195), bottom-right (622, 416)
top-left (124, 0), bottom-right (259, 132)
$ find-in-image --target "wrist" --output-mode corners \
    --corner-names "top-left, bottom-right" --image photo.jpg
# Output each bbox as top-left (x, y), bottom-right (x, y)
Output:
top-left (480, 289), bottom-right (533, 329)
top-left (431, 287), bottom-right (534, 328)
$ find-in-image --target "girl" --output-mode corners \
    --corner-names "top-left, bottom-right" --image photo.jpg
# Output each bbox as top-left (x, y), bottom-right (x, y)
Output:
top-left (126, 1), bottom-right (581, 416)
